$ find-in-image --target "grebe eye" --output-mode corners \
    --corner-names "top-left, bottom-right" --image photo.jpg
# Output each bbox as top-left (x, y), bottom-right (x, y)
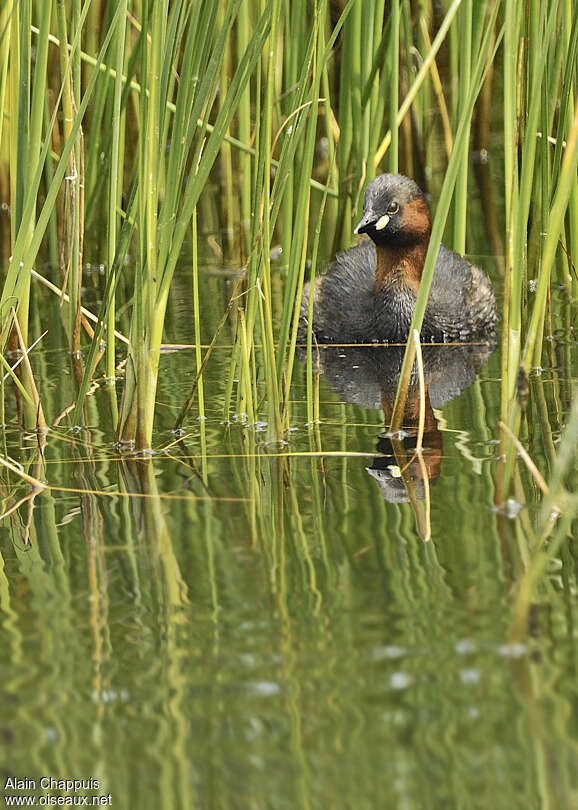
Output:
top-left (387, 202), bottom-right (399, 215)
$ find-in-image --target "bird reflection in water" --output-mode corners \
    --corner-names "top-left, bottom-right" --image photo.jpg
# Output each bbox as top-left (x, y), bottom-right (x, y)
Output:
top-left (309, 341), bottom-right (495, 538)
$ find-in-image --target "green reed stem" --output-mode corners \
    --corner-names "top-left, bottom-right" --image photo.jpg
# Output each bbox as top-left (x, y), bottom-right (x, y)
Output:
top-left (238, 309), bottom-right (255, 427)
top-left (7, 0), bottom-right (31, 348)
top-left (305, 168), bottom-right (333, 428)
top-left (373, 0), bottom-right (463, 168)
top-left (236, 1), bottom-right (252, 257)
top-left (391, 3), bottom-right (503, 430)
top-left (281, 3), bottom-right (328, 421)
top-left (453, 0), bottom-right (472, 253)
top-left (105, 0), bottom-right (127, 380)
top-left (1, 0), bottom-right (122, 338)
top-left (117, 2), bottom-right (270, 448)
top-left (258, 0), bottom-right (282, 439)
top-left (512, 3), bottom-right (558, 335)
top-left (27, 21), bottom-right (338, 204)
top-left (388, 0), bottom-right (399, 174)
top-left (555, 2), bottom-right (578, 272)
top-left (523, 108), bottom-right (578, 371)
top-left (191, 207), bottom-right (205, 425)
top-left (0, 2), bottom-right (11, 163)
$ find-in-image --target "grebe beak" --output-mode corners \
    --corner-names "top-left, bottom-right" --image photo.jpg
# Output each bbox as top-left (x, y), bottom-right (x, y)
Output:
top-left (354, 212), bottom-right (390, 235)
top-left (354, 211), bottom-right (375, 234)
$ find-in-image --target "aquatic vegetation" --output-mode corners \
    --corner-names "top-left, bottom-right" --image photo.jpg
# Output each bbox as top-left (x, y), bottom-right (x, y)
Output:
top-left (0, 0), bottom-right (575, 575)
top-left (0, 6), bottom-right (577, 804)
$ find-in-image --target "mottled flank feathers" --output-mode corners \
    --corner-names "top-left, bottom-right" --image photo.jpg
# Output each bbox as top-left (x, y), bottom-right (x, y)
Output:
top-left (300, 231), bottom-right (497, 343)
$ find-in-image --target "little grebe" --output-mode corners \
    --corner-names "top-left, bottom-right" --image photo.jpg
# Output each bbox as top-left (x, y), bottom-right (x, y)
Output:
top-left (301, 173), bottom-right (497, 343)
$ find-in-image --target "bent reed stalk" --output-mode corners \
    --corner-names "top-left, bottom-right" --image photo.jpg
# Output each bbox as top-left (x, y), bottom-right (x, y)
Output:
top-left (0, 0), bottom-right (575, 524)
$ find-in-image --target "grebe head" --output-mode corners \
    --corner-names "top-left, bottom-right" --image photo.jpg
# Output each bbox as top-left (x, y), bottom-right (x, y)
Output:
top-left (354, 173), bottom-right (431, 247)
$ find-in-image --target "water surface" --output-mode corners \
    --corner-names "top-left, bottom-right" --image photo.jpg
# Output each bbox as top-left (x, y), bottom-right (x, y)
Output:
top-left (1, 239), bottom-right (577, 810)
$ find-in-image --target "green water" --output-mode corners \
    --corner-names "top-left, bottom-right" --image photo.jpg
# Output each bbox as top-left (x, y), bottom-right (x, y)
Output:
top-left (1, 232), bottom-right (577, 808)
